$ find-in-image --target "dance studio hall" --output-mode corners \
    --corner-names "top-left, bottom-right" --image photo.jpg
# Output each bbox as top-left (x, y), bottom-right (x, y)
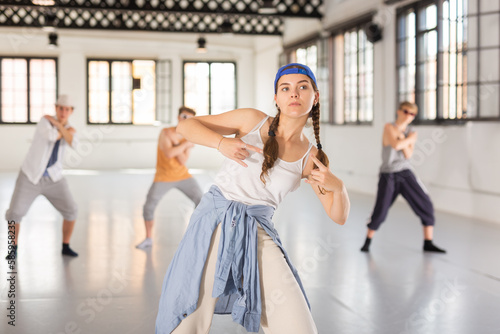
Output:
top-left (0, 0), bottom-right (499, 333)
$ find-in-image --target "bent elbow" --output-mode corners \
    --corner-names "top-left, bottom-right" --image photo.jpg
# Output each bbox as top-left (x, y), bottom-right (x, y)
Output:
top-left (331, 215), bottom-right (347, 226)
top-left (177, 120), bottom-right (190, 137)
top-left (336, 218), bottom-right (347, 226)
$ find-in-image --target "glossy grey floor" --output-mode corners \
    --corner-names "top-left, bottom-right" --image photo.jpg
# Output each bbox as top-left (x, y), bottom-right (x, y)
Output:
top-left (0, 170), bottom-right (499, 334)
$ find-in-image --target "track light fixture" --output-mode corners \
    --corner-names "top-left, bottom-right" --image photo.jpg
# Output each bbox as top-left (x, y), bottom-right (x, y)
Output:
top-left (219, 19), bottom-right (233, 34)
top-left (258, 0), bottom-right (278, 14)
top-left (196, 36), bottom-right (207, 53)
top-left (42, 12), bottom-right (57, 32)
top-left (48, 32), bottom-right (58, 48)
top-left (364, 22), bottom-right (383, 43)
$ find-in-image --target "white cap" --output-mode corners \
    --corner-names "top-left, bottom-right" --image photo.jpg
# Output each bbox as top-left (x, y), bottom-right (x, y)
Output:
top-left (56, 94), bottom-right (74, 108)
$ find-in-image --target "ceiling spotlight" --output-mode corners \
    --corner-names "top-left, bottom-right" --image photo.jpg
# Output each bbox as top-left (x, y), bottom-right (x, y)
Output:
top-left (48, 32), bottom-right (58, 48)
top-left (196, 36), bottom-right (207, 54)
top-left (32, 0), bottom-right (56, 5)
top-left (258, 0), bottom-right (278, 14)
top-left (42, 12), bottom-right (57, 32)
top-left (219, 19), bottom-right (233, 35)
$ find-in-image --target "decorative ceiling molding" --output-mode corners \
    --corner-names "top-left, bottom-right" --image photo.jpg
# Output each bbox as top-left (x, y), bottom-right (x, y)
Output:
top-left (0, 0), bottom-right (324, 35)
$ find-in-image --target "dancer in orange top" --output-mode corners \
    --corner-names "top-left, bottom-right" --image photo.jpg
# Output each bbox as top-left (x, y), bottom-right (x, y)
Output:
top-left (136, 106), bottom-right (203, 249)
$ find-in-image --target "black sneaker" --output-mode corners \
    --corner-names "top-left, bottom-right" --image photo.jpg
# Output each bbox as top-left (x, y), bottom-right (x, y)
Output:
top-left (423, 240), bottom-right (446, 253)
top-left (62, 244), bottom-right (78, 257)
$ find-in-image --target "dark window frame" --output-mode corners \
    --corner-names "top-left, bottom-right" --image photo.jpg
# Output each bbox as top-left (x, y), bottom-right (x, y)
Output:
top-left (396, 0), bottom-right (500, 124)
top-left (0, 56), bottom-right (58, 125)
top-left (86, 58), bottom-right (157, 125)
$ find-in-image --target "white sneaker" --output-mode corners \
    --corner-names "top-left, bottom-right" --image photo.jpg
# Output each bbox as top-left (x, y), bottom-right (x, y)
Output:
top-left (136, 238), bottom-right (153, 249)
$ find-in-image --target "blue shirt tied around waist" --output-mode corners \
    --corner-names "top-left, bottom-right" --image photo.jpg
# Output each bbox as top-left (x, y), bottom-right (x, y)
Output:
top-left (155, 185), bottom-right (310, 333)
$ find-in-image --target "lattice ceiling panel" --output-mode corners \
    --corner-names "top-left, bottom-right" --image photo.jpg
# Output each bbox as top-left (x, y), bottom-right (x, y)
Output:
top-left (0, 0), bottom-right (323, 35)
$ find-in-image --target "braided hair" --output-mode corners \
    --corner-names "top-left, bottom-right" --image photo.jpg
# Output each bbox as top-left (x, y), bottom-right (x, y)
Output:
top-left (260, 109), bottom-right (281, 184)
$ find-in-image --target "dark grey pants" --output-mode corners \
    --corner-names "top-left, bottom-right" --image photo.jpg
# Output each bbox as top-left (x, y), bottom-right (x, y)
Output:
top-left (367, 169), bottom-right (435, 230)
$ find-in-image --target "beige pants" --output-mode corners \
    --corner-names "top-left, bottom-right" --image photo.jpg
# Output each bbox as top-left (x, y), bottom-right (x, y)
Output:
top-left (172, 224), bottom-right (318, 334)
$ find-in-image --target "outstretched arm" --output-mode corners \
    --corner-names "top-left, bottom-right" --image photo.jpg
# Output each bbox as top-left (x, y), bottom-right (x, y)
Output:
top-left (177, 108), bottom-right (265, 167)
top-left (304, 153), bottom-right (350, 225)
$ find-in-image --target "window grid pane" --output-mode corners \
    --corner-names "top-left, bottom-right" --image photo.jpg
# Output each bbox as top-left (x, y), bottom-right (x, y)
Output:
top-left (339, 26), bottom-right (374, 124)
top-left (183, 61), bottom-right (236, 116)
top-left (157, 60), bottom-right (172, 123)
top-left (439, 0), bottom-right (470, 120)
top-left (400, 0), bottom-right (498, 121)
top-left (111, 61), bottom-right (132, 123)
top-left (132, 60), bottom-right (156, 124)
top-left (210, 62), bottom-right (236, 115)
top-left (1, 58), bottom-right (28, 123)
top-left (29, 59), bottom-right (57, 123)
top-left (88, 59), bottom-right (157, 124)
top-left (88, 61), bottom-right (110, 123)
top-left (1, 57), bottom-right (57, 124)
top-left (184, 62), bottom-right (209, 116)
top-left (334, 34), bottom-right (345, 124)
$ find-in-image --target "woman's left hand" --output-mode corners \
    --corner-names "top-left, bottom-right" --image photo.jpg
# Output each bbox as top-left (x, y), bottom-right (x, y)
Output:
top-left (305, 154), bottom-right (345, 193)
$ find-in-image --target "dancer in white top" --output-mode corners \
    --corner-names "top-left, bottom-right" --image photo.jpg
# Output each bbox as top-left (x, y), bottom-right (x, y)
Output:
top-left (155, 63), bottom-right (350, 334)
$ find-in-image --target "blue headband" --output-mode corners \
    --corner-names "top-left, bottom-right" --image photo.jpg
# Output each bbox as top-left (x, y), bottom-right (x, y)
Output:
top-left (274, 63), bottom-right (317, 93)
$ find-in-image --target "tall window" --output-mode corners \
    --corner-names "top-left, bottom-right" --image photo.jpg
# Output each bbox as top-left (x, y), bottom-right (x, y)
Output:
top-left (157, 60), bottom-right (172, 124)
top-left (465, 0), bottom-right (500, 119)
top-left (398, 2), bottom-right (438, 120)
top-left (87, 59), bottom-right (156, 124)
top-left (0, 57), bottom-right (57, 124)
top-left (397, 0), bottom-right (498, 122)
top-left (331, 23), bottom-right (374, 124)
top-left (440, 0), bottom-right (466, 119)
top-left (183, 61), bottom-right (236, 116)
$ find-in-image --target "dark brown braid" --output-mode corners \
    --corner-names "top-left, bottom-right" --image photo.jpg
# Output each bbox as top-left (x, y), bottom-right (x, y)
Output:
top-left (310, 101), bottom-right (330, 194)
top-left (260, 109), bottom-right (281, 184)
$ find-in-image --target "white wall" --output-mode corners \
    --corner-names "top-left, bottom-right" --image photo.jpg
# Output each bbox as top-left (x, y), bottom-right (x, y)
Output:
top-left (0, 28), bottom-right (273, 172)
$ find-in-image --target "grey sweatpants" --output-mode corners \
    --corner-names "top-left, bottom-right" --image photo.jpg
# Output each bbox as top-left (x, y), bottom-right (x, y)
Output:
top-left (5, 170), bottom-right (78, 223)
top-left (143, 177), bottom-right (203, 221)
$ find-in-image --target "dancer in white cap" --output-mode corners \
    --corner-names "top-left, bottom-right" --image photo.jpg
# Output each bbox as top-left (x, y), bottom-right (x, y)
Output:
top-left (5, 95), bottom-right (79, 259)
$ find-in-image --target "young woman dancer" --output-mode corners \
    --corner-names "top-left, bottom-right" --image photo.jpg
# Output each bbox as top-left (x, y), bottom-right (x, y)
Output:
top-left (155, 63), bottom-right (350, 333)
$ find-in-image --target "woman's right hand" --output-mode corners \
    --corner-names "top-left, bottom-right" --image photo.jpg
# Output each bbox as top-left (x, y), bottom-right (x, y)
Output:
top-left (218, 137), bottom-right (262, 167)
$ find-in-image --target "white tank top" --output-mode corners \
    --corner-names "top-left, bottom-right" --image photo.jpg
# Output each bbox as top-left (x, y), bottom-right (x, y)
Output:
top-left (214, 116), bottom-right (313, 209)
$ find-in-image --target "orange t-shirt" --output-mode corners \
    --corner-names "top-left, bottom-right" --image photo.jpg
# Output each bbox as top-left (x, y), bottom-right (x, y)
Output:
top-left (153, 139), bottom-right (191, 182)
